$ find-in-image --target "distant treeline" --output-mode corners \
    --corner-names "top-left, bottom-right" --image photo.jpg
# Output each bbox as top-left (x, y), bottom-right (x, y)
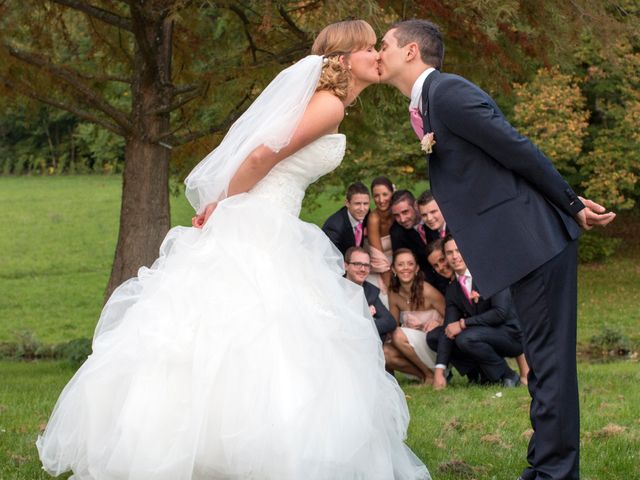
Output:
top-left (0, 107), bottom-right (124, 175)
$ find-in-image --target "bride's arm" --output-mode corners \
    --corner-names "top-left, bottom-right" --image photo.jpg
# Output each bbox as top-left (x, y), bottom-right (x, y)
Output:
top-left (227, 91), bottom-right (343, 196)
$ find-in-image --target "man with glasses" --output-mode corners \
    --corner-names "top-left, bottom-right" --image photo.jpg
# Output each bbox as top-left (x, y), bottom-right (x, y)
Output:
top-left (344, 247), bottom-right (397, 340)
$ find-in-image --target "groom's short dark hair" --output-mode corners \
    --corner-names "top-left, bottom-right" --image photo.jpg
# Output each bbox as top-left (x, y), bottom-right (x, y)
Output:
top-left (392, 19), bottom-right (444, 69)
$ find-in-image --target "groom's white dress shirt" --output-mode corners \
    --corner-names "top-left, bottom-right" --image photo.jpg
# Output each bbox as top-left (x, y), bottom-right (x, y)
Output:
top-left (409, 67), bottom-right (436, 114)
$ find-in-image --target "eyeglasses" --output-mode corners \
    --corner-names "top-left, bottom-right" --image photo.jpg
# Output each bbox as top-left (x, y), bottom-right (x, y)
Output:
top-left (347, 261), bottom-right (371, 269)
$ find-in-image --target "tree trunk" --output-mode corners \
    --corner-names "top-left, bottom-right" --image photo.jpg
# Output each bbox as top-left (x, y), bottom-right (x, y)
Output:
top-left (104, 12), bottom-right (173, 301)
top-left (105, 138), bottom-right (170, 299)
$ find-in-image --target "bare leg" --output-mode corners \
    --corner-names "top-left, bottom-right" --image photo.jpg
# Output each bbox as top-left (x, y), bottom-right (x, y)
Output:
top-left (390, 328), bottom-right (434, 384)
top-left (383, 343), bottom-right (425, 381)
top-left (516, 353), bottom-right (530, 385)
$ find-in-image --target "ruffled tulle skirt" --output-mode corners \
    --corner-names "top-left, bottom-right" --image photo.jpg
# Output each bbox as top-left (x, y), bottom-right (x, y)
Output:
top-left (37, 193), bottom-right (430, 480)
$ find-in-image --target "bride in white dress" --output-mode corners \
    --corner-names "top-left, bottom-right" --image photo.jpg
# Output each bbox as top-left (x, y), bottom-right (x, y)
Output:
top-left (37, 20), bottom-right (430, 480)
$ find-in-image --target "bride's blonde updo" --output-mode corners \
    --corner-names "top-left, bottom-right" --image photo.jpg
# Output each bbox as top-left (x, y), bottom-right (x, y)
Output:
top-left (311, 20), bottom-right (376, 100)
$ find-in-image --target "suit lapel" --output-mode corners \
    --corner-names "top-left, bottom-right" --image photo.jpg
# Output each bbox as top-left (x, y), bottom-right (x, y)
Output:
top-left (420, 70), bottom-right (440, 136)
top-left (342, 208), bottom-right (356, 246)
top-left (455, 281), bottom-right (474, 315)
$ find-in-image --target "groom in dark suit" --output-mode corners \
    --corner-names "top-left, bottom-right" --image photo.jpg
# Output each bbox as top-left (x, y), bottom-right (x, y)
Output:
top-left (379, 19), bottom-right (616, 480)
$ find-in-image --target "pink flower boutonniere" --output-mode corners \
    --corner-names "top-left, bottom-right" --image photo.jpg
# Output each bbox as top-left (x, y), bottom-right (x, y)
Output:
top-left (420, 132), bottom-right (436, 153)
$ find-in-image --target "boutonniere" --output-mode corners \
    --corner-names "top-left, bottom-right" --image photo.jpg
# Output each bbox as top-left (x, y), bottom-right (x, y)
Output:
top-left (420, 132), bottom-right (436, 153)
top-left (469, 290), bottom-right (481, 304)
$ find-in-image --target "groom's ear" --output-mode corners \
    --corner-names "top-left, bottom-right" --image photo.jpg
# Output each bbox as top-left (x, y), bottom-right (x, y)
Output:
top-left (406, 42), bottom-right (420, 62)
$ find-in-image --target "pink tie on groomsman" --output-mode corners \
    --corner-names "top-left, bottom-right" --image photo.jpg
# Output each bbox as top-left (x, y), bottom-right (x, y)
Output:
top-left (409, 106), bottom-right (423, 140)
top-left (417, 224), bottom-right (427, 244)
top-left (354, 222), bottom-right (363, 246)
top-left (458, 274), bottom-right (471, 302)
top-left (440, 227), bottom-right (446, 238)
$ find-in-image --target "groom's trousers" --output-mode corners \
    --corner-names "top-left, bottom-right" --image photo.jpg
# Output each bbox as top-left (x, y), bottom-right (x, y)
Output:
top-left (511, 239), bottom-right (579, 480)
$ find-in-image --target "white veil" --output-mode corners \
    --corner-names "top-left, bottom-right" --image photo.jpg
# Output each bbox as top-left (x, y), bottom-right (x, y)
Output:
top-left (184, 55), bottom-right (324, 213)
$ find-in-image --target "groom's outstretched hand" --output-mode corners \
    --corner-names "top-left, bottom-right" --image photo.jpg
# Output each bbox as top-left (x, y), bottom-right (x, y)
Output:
top-left (575, 196), bottom-right (616, 230)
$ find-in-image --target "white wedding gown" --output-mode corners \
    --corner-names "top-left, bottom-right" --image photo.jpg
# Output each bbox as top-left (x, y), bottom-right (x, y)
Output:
top-left (37, 134), bottom-right (430, 480)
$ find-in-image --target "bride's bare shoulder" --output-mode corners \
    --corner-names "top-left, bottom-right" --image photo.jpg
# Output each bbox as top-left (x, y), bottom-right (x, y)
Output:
top-left (308, 90), bottom-right (344, 117)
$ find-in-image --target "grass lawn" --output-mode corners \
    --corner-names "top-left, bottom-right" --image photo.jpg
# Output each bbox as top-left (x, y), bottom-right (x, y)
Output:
top-left (0, 175), bottom-right (639, 478)
top-left (0, 360), bottom-right (638, 479)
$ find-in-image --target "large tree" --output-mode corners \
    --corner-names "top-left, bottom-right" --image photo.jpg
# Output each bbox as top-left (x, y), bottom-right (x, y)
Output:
top-left (0, 0), bottom-right (378, 299)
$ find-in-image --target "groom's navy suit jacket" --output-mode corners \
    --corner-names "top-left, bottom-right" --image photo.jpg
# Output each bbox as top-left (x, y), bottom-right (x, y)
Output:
top-left (420, 71), bottom-right (584, 297)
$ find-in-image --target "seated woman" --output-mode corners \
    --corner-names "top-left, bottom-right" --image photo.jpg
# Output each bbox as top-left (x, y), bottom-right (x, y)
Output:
top-left (365, 176), bottom-right (395, 298)
top-left (383, 248), bottom-right (445, 384)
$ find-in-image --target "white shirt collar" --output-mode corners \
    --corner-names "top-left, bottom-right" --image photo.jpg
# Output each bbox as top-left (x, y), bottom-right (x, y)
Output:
top-left (346, 210), bottom-right (360, 229)
top-left (455, 268), bottom-right (471, 281)
top-left (409, 67), bottom-right (436, 112)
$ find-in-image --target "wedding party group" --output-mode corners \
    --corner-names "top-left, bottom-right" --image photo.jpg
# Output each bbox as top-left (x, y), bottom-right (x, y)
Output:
top-left (324, 181), bottom-right (530, 390)
top-left (36, 18), bottom-right (615, 480)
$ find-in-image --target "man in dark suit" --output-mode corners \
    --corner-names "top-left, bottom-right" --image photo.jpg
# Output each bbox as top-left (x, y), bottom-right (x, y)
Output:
top-left (389, 190), bottom-right (441, 288)
top-left (379, 19), bottom-right (616, 480)
top-left (344, 247), bottom-right (396, 340)
top-left (428, 236), bottom-right (523, 389)
top-left (322, 182), bottom-right (370, 256)
top-left (417, 190), bottom-right (449, 242)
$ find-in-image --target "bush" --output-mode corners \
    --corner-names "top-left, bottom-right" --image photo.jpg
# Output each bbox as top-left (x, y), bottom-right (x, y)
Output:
top-left (0, 331), bottom-right (91, 367)
top-left (587, 326), bottom-right (632, 358)
top-left (54, 338), bottom-right (93, 367)
top-left (578, 230), bottom-right (621, 263)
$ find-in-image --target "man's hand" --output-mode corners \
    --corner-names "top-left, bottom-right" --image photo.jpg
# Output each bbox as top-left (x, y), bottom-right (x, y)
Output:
top-left (422, 319), bottom-right (440, 333)
top-left (191, 202), bottom-right (218, 229)
top-left (369, 305), bottom-right (377, 317)
top-left (575, 197), bottom-right (616, 231)
top-left (445, 320), bottom-right (463, 339)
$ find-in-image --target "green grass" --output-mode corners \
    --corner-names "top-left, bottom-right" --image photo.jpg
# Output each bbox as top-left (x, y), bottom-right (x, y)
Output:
top-left (0, 360), bottom-right (637, 479)
top-left (0, 176), bottom-right (195, 344)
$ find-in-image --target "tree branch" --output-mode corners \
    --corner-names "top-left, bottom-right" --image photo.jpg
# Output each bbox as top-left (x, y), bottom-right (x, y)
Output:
top-left (128, 2), bottom-right (157, 72)
top-left (76, 71), bottom-right (132, 84)
top-left (277, 4), bottom-right (310, 42)
top-left (173, 83), bottom-right (200, 94)
top-left (226, 4), bottom-right (258, 63)
top-left (152, 86), bottom-right (203, 114)
top-left (156, 91), bottom-right (252, 147)
top-left (50, 0), bottom-right (133, 31)
top-left (0, 74), bottom-right (126, 136)
top-left (6, 45), bottom-right (132, 132)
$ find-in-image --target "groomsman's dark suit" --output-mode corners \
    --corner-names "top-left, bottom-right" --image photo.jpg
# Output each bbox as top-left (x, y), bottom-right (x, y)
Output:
top-left (425, 224), bottom-right (450, 244)
top-left (362, 280), bottom-right (397, 340)
top-left (322, 207), bottom-right (366, 256)
top-left (427, 281), bottom-right (522, 383)
top-left (389, 221), bottom-right (443, 287)
top-left (420, 70), bottom-right (584, 480)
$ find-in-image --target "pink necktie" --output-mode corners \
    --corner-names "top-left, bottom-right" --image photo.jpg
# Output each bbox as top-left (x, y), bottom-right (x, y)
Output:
top-left (458, 275), bottom-right (471, 302)
top-left (440, 228), bottom-right (446, 238)
top-left (417, 224), bottom-right (427, 244)
top-left (409, 107), bottom-right (423, 140)
top-left (354, 222), bottom-right (363, 246)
